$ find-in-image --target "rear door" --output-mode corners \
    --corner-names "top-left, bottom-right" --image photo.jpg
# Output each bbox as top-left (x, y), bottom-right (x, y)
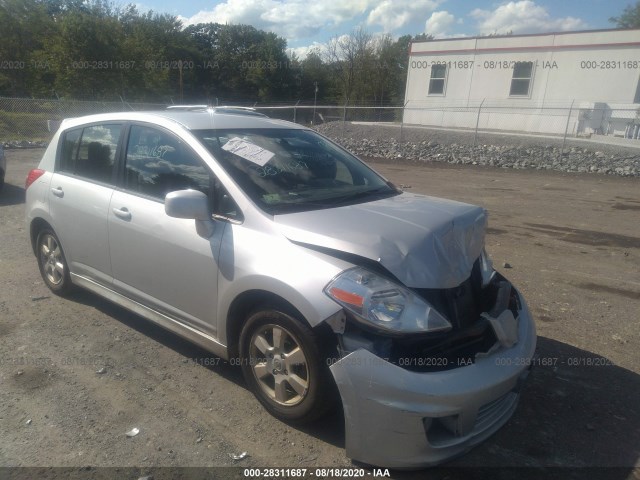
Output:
top-left (107, 124), bottom-right (226, 334)
top-left (49, 123), bottom-right (123, 285)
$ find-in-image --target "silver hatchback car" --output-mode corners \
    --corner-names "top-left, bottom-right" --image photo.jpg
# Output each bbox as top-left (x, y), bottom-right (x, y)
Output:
top-left (25, 109), bottom-right (536, 468)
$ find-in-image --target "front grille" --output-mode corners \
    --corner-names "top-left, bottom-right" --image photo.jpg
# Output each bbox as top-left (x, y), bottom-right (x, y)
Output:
top-left (474, 392), bottom-right (518, 433)
top-left (388, 319), bottom-right (497, 371)
top-left (425, 392), bottom-right (519, 446)
top-left (413, 259), bottom-right (487, 330)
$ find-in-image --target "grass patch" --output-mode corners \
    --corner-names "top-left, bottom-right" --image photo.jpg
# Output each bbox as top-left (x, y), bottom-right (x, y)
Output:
top-left (0, 111), bottom-right (55, 141)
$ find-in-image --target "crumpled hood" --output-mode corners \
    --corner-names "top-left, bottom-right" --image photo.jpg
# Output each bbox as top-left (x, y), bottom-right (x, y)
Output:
top-left (274, 192), bottom-right (487, 289)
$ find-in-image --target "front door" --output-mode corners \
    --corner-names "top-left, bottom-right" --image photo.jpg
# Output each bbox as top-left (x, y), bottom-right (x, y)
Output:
top-left (107, 124), bottom-right (223, 334)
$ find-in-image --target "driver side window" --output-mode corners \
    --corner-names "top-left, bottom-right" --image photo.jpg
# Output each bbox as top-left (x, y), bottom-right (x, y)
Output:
top-left (124, 125), bottom-right (242, 221)
top-left (124, 125), bottom-right (210, 199)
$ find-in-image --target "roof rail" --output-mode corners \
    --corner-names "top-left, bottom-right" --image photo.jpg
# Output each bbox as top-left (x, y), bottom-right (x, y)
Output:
top-left (165, 105), bottom-right (268, 117)
top-left (213, 106), bottom-right (268, 117)
top-left (165, 105), bottom-right (209, 111)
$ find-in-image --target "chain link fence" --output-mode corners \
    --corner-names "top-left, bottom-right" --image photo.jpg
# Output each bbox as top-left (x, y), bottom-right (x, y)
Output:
top-left (0, 97), bottom-right (166, 141)
top-left (253, 102), bottom-right (640, 146)
top-left (252, 105), bottom-right (404, 125)
top-left (2, 97), bottom-right (639, 149)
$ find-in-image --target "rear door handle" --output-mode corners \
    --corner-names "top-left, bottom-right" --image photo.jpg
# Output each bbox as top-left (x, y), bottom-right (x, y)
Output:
top-left (51, 187), bottom-right (64, 198)
top-left (112, 207), bottom-right (131, 221)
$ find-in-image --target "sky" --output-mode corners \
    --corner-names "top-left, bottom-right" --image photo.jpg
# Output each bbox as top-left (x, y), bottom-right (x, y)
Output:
top-left (131, 0), bottom-right (635, 57)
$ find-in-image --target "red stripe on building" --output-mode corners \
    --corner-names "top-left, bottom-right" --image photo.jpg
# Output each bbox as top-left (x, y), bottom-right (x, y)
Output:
top-left (410, 41), bottom-right (640, 56)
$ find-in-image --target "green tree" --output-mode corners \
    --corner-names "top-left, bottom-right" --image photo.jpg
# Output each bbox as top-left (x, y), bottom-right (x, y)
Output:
top-left (45, 6), bottom-right (124, 99)
top-left (0, 1), bottom-right (303, 103)
top-left (413, 33), bottom-right (435, 42)
top-left (323, 28), bottom-right (375, 105)
top-left (298, 49), bottom-right (331, 102)
top-left (184, 23), bottom-right (293, 103)
top-left (119, 6), bottom-right (188, 102)
top-left (369, 34), bottom-right (410, 106)
top-left (0, 0), bottom-right (54, 96)
top-left (610, 2), bottom-right (640, 28)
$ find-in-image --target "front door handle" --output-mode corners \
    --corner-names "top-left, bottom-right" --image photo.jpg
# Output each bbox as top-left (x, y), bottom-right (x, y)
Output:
top-left (51, 187), bottom-right (64, 198)
top-left (112, 207), bottom-right (132, 221)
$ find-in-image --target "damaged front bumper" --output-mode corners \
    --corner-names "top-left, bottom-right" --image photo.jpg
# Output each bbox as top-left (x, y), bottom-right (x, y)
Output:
top-left (329, 288), bottom-right (536, 469)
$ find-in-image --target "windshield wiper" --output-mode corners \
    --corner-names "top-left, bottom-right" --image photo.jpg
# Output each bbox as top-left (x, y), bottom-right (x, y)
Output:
top-left (267, 185), bottom-right (399, 214)
top-left (320, 186), bottom-right (398, 205)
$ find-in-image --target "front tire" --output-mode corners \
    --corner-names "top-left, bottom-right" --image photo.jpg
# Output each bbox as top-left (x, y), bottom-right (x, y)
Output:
top-left (239, 308), bottom-right (335, 424)
top-left (36, 229), bottom-right (73, 296)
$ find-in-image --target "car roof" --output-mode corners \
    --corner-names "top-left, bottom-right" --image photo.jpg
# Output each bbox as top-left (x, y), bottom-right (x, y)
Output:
top-left (59, 109), bottom-right (304, 132)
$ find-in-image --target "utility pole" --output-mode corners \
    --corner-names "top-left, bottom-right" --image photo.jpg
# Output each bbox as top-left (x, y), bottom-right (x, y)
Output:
top-left (178, 60), bottom-right (184, 103)
top-left (313, 82), bottom-right (318, 125)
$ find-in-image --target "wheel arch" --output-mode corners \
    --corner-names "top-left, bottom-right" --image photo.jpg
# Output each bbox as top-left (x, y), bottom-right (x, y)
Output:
top-left (225, 290), bottom-right (307, 361)
top-left (30, 217), bottom-right (54, 256)
top-left (225, 289), bottom-right (338, 362)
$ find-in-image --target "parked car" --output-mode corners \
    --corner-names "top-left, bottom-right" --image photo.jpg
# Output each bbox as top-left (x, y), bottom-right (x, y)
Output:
top-left (0, 144), bottom-right (6, 191)
top-left (25, 109), bottom-right (536, 468)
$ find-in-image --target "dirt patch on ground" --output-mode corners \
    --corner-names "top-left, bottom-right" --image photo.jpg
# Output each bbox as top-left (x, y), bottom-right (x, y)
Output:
top-left (1, 149), bottom-right (639, 478)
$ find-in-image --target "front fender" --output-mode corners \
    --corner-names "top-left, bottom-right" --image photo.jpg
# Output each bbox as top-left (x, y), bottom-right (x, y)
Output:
top-left (216, 222), bottom-right (350, 345)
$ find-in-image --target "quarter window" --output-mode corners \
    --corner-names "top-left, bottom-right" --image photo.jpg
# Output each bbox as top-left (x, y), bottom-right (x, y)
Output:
top-left (428, 64), bottom-right (447, 95)
top-left (60, 128), bottom-right (81, 173)
top-left (59, 124), bottom-right (121, 184)
top-left (509, 61), bottom-right (533, 96)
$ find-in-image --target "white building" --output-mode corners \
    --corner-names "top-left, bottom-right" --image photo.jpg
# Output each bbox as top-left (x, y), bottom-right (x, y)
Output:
top-left (404, 28), bottom-right (640, 138)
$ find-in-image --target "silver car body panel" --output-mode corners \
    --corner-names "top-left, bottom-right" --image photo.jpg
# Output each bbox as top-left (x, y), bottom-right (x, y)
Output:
top-left (330, 289), bottom-right (536, 468)
top-left (214, 221), bottom-right (349, 343)
top-left (108, 189), bottom-right (223, 334)
top-left (274, 192), bottom-right (487, 289)
top-left (71, 272), bottom-right (229, 359)
top-left (48, 173), bottom-right (114, 286)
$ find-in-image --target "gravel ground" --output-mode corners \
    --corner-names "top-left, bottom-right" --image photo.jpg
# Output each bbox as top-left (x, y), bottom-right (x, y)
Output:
top-left (315, 123), bottom-right (640, 177)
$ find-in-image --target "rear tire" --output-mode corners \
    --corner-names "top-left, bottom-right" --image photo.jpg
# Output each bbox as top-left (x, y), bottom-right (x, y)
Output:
top-left (36, 229), bottom-right (73, 296)
top-left (239, 307), bottom-right (335, 424)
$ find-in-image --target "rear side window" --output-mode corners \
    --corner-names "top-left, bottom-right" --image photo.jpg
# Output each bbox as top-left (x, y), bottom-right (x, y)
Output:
top-left (59, 124), bottom-right (122, 184)
top-left (124, 125), bottom-right (211, 200)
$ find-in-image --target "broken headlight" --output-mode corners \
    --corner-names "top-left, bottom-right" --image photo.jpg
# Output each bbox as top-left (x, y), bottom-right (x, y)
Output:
top-left (480, 248), bottom-right (496, 287)
top-left (324, 267), bottom-right (452, 334)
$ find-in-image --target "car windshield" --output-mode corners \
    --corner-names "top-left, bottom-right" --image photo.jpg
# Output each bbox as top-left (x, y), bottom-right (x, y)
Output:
top-left (193, 128), bottom-right (399, 214)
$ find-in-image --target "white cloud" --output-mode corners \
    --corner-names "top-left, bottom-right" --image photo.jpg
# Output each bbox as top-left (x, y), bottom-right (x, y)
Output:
top-left (288, 31), bottom-right (404, 61)
top-left (425, 10), bottom-right (455, 37)
top-left (287, 42), bottom-right (325, 60)
top-left (366, 0), bottom-right (441, 32)
top-left (180, 0), bottom-right (377, 41)
top-left (470, 1), bottom-right (587, 35)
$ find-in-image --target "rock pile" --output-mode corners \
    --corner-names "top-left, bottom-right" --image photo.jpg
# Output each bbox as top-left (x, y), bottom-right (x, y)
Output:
top-left (315, 123), bottom-right (640, 177)
top-left (2, 140), bottom-right (49, 149)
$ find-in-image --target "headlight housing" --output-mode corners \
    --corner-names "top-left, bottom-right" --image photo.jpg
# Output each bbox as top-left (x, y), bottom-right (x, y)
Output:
top-left (324, 267), bottom-right (452, 334)
top-left (479, 248), bottom-right (495, 287)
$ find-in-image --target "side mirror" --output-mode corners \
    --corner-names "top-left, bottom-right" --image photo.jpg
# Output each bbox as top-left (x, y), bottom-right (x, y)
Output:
top-left (165, 190), bottom-right (215, 238)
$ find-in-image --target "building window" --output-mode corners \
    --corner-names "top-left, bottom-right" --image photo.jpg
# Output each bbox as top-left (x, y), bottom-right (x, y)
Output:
top-left (428, 64), bottom-right (447, 95)
top-left (509, 61), bottom-right (533, 96)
